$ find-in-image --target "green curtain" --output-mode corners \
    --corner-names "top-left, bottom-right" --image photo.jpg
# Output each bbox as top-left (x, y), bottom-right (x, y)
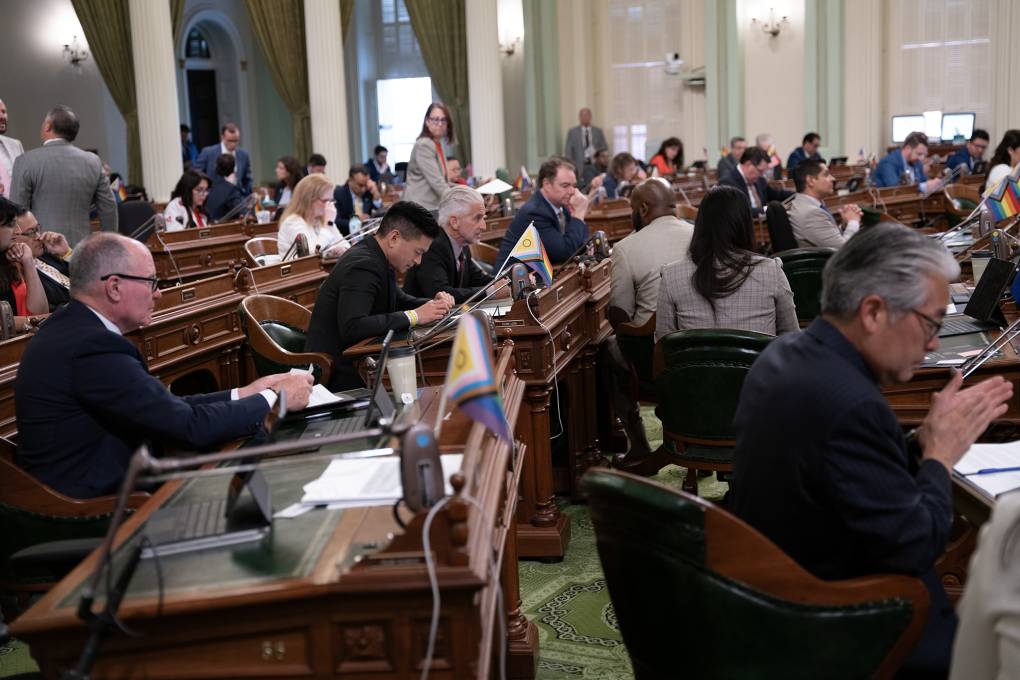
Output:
top-left (245, 0), bottom-right (312, 162)
top-left (341, 0), bottom-right (355, 37)
top-left (170, 0), bottom-right (185, 46)
top-left (523, 0), bottom-right (561, 172)
top-left (404, 0), bottom-right (471, 163)
top-left (70, 0), bottom-right (142, 186)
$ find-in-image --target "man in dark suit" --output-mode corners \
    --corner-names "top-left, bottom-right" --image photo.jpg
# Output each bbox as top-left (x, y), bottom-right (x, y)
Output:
top-left (785, 131), bottom-right (823, 176)
top-left (305, 201), bottom-right (454, 391)
top-left (404, 185), bottom-right (492, 303)
top-left (729, 223), bottom-right (1012, 675)
top-left (717, 147), bottom-right (792, 217)
top-left (495, 156), bottom-right (590, 269)
top-left (364, 145), bottom-right (392, 184)
top-left (333, 164), bottom-right (382, 236)
top-left (946, 129), bottom-right (989, 175)
top-left (204, 153), bottom-right (247, 223)
top-left (180, 124), bottom-right (198, 167)
top-left (716, 136), bottom-right (746, 179)
top-left (195, 123), bottom-right (253, 194)
top-left (15, 233), bottom-right (312, 499)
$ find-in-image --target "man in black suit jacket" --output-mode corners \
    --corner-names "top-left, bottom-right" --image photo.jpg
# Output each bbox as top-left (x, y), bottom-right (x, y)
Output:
top-left (205, 153), bottom-right (247, 223)
top-left (495, 156), bottom-right (589, 269)
top-left (728, 224), bottom-right (1012, 675)
top-left (717, 146), bottom-right (792, 217)
top-left (305, 201), bottom-right (454, 391)
top-left (404, 185), bottom-right (492, 303)
top-left (333, 164), bottom-right (382, 236)
top-left (15, 233), bottom-right (312, 499)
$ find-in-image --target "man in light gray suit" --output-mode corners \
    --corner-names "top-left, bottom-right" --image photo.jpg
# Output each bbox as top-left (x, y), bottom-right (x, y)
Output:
top-left (0, 99), bottom-right (24, 198)
top-left (787, 159), bottom-right (863, 249)
top-left (564, 108), bottom-right (607, 190)
top-left (10, 105), bottom-right (117, 246)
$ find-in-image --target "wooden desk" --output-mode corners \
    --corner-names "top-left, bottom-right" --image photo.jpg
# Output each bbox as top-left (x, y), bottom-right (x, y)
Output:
top-left (148, 221), bottom-right (278, 283)
top-left (12, 349), bottom-right (539, 680)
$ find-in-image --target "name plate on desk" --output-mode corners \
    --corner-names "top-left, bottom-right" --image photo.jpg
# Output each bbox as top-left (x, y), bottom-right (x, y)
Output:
top-left (280, 265), bottom-right (292, 277)
top-left (198, 229), bottom-right (212, 239)
top-left (180, 288), bottom-right (196, 303)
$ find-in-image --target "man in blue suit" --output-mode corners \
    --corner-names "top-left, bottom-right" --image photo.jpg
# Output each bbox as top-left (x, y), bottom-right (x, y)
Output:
top-left (946, 129), bottom-right (989, 175)
top-left (873, 131), bottom-right (943, 193)
top-left (495, 156), bottom-right (589, 270)
top-left (786, 132), bottom-right (823, 176)
top-left (195, 123), bottom-right (253, 194)
top-left (14, 233), bottom-right (312, 499)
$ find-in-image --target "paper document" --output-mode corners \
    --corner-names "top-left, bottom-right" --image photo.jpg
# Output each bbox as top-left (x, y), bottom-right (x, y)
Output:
top-left (954, 442), bottom-right (1020, 499)
top-left (476, 178), bottom-right (513, 195)
top-left (306, 384), bottom-right (343, 408)
top-left (301, 453), bottom-right (463, 507)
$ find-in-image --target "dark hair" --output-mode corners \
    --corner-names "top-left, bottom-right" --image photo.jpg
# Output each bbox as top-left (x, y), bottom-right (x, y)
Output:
top-left (903, 131), bottom-right (928, 149)
top-left (794, 159), bottom-right (827, 192)
top-left (740, 147), bottom-right (770, 166)
top-left (538, 156), bottom-right (576, 186)
top-left (730, 136), bottom-right (746, 148)
top-left (47, 105), bottom-right (79, 141)
top-left (609, 152), bottom-right (636, 180)
top-left (180, 124), bottom-right (191, 133)
top-left (802, 132), bottom-right (820, 145)
top-left (989, 130), bottom-right (1020, 169)
top-left (0, 197), bottom-right (28, 293)
top-left (653, 137), bottom-right (684, 169)
top-left (417, 102), bottom-right (455, 144)
top-left (214, 153), bottom-right (235, 177)
top-left (170, 170), bottom-right (211, 226)
top-left (221, 122), bottom-right (239, 135)
top-left (276, 156), bottom-right (304, 191)
top-left (307, 153), bottom-right (327, 167)
top-left (689, 185), bottom-right (760, 309)
top-left (373, 145), bottom-right (388, 156)
top-left (378, 200), bottom-right (440, 240)
top-left (348, 164), bottom-right (369, 179)
top-left (971, 129), bottom-right (990, 142)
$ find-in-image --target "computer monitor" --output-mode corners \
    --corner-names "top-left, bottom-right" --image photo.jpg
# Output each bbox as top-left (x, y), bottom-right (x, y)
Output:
top-left (892, 115), bottom-right (925, 143)
top-left (942, 113), bottom-right (976, 142)
top-left (923, 110), bottom-right (943, 141)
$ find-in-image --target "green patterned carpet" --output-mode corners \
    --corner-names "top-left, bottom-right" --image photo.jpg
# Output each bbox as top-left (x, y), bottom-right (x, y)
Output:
top-left (520, 406), bottom-right (726, 679)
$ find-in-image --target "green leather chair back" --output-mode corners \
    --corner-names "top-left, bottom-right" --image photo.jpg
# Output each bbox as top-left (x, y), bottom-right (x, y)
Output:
top-left (582, 469), bottom-right (917, 680)
top-left (778, 247), bottom-right (836, 323)
top-left (255, 320), bottom-right (321, 381)
top-left (655, 329), bottom-right (771, 443)
top-left (947, 197), bottom-right (978, 228)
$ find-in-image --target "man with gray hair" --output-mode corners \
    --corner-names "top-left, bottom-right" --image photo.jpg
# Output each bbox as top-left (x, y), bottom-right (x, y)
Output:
top-left (9, 105), bottom-right (117, 245)
top-left (728, 223), bottom-right (1012, 674)
top-left (15, 232), bottom-right (312, 499)
top-left (403, 185), bottom-right (492, 303)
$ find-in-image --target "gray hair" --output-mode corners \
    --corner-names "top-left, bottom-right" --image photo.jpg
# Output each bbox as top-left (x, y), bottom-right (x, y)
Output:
top-left (69, 233), bottom-right (138, 295)
top-left (438, 185), bottom-right (483, 226)
top-left (821, 223), bottom-right (960, 319)
top-left (756, 133), bottom-right (775, 148)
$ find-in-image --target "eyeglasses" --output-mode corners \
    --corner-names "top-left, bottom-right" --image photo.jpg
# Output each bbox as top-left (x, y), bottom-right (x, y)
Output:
top-left (194, 187), bottom-right (210, 195)
top-left (14, 226), bottom-right (39, 238)
top-left (910, 308), bottom-right (942, 343)
top-left (100, 272), bottom-right (160, 293)
top-left (426, 116), bottom-right (448, 124)
top-left (316, 197), bottom-right (336, 204)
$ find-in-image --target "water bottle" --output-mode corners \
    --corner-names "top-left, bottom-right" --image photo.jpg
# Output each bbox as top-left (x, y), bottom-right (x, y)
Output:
top-left (502, 197), bottom-right (513, 217)
top-left (349, 215), bottom-right (362, 235)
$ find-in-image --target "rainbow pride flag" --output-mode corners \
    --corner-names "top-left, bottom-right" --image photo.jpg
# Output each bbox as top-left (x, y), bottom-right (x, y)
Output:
top-left (986, 169), bottom-right (1020, 221)
top-left (514, 165), bottom-right (532, 191)
top-left (506, 223), bottom-right (553, 286)
top-left (443, 311), bottom-right (512, 444)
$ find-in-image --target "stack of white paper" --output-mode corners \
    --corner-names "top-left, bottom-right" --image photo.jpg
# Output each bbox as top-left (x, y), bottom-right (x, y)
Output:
top-left (300, 454), bottom-right (464, 508)
top-left (954, 442), bottom-right (1020, 499)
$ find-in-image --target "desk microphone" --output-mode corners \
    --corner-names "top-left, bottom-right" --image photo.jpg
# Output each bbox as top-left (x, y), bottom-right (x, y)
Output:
top-left (216, 193), bottom-right (258, 224)
top-left (128, 213), bottom-right (166, 242)
top-left (282, 233), bottom-right (309, 261)
top-left (510, 263), bottom-right (534, 300)
top-left (400, 423), bottom-right (445, 513)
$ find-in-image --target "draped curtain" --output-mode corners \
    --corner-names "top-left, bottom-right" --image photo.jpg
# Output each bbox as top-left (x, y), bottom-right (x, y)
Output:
top-left (170, 0), bottom-right (185, 46)
top-left (70, 0), bottom-right (142, 185)
top-left (245, 0), bottom-right (312, 162)
top-left (341, 0), bottom-right (355, 37)
top-left (404, 0), bottom-right (471, 163)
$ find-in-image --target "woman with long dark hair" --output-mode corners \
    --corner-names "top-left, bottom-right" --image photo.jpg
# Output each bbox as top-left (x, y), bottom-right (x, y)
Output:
top-left (0, 197), bottom-right (50, 324)
top-left (655, 185), bottom-right (797, 340)
top-left (403, 102), bottom-right (455, 211)
top-left (163, 169), bottom-right (211, 230)
top-left (984, 129), bottom-right (1020, 194)
top-left (649, 137), bottom-right (684, 176)
top-left (273, 155), bottom-right (304, 207)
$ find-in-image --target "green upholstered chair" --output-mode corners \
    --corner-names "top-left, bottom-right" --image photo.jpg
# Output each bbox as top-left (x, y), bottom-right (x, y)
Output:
top-left (238, 294), bottom-right (333, 385)
top-left (778, 247), bottom-right (836, 326)
top-left (944, 183), bottom-right (981, 228)
top-left (582, 468), bottom-right (930, 680)
top-left (653, 329), bottom-right (772, 491)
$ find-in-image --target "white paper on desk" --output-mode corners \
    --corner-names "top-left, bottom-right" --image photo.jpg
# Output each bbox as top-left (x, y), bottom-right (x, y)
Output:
top-left (301, 454), bottom-right (463, 507)
top-left (954, 442), bottom-right (1020, 498)
top-left (476, 178), bottom-right (513, 195)
top-left (305, 384), bottom-right (343, 408)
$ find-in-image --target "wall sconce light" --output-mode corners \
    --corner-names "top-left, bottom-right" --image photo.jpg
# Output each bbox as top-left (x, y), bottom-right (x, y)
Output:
top-left (63, 35), bottom-right (89, 72)
top-left (751, 8), bottom-right (788, 37)
top-left (497, 0), bottom-right (524, 56)
top-left (499, 36), bottom-right (521, 56)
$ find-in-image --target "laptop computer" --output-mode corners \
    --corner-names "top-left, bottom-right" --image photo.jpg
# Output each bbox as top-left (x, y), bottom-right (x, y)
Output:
top-left (939, 257), bottom-right (1014, 337)
top-left (140, 466), bottom-right (272, 558)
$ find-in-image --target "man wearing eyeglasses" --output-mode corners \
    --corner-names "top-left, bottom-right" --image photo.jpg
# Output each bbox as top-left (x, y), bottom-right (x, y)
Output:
top-left (728, 223), bottom-right (1013, 675)
top-left (14, 232), bottom-right (313, 499)
top-left (12, 208), bottom-right (70, 311)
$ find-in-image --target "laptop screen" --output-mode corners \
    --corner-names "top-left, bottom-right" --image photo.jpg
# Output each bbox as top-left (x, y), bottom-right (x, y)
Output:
top-left (363, 330), bottom-right (397, 427)
top-left (964, 257), bottom-right (1015, 321)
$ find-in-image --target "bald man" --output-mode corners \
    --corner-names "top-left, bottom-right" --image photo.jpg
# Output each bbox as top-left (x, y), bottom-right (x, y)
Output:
top-left (605, 179), bottom-right (694, 470)
top-left (15, 233), bottom-right (312, 499)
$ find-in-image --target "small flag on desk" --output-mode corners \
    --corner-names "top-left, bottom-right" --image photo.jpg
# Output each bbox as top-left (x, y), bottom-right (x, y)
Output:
top-left (514, 165), bottom-right (532, 191)
top-left (444, 312), bottom-right (512, 444)
top-left (986, 169), bottom-right (1020, 221)
top-left (507, 223), bottom-right (554, 286)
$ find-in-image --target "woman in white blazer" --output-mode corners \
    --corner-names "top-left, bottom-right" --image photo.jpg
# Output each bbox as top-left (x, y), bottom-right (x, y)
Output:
top-left (277, 173), bottom-right (349, 259)
top-left (402, 102), bottom-right (455, 211)
top-left (983, 129), bottom-right (1020, 195)
top-left (163, 170), bottom-right (210, 231)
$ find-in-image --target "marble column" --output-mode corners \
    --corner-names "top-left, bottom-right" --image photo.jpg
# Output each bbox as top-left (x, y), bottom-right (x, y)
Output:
top-left (466, 0), bottom-right (506, 177)
top-left (304, 0), bottom-right (350, 176)
top-left (129, 0), bottom-right (182, 202)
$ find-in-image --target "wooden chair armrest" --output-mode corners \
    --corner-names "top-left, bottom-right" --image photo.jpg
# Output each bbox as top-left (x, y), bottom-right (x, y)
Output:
top-left (0, 457), bottom-right (152, 518)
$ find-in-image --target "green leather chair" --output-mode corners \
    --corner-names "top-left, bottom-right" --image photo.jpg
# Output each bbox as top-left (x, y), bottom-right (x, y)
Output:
top-left (778, 247), bottom-right (836, 326)
top-left (238, 294), bottom-right (333, 385)
top-left (653, 329), bottom-right (771, 491)
top-left (582, 468), bottom-right (929, 680)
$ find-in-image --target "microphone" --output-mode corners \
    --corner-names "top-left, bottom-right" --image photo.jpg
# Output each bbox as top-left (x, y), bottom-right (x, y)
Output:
top-left (399, 423), bottom-right (445, 513)
top-left (592, 230), bottom-right (610, 261)
top-left (281, 233), bottom-right (309, 261)
top-left (510, 263), bottom-right (534, 300)
top-left (128, 213), bottom-right (166, 241)
top-left (215, 193), bottom-right (258, 224)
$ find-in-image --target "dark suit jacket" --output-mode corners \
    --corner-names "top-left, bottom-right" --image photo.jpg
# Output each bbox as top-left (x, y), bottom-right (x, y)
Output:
top-left (305, 237), bottom-right (429, 391)
top-left (403, 229), bottom-right (491, 303)
top-left (729, 318), bottom-right (955, 669)
top-left (333, 184), bottom-right (377, 236)
top-left (196, 145), bottom-right (252, 194)
top-left (946, 146), bottom-right (976, 174)
top-left (15, 300), bottom-right (270, 499)
top-left (718, 167), bottom-right (793, 217)
top-left (205, 175), bottom-right (245, 222)
top-left (494, 191), bottom-right (588, 269)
